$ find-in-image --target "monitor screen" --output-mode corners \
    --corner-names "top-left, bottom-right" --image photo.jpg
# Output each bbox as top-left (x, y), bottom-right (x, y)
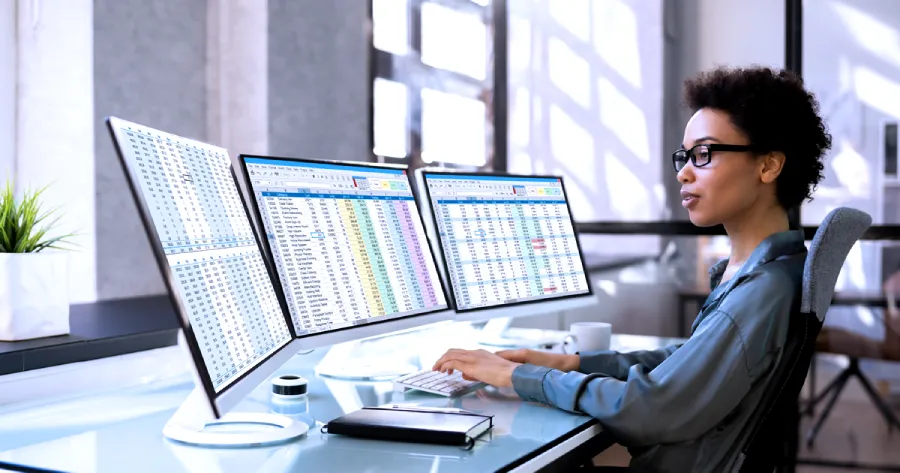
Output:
top-left (242, 157), bottom-right (448, 336)
top-left (107, 118), bottom-right (292, 394)
top-left (422, 172), bottom-right (591, 311)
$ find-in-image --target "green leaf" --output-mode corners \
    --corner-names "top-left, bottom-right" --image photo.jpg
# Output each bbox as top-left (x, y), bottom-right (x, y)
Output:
top-left (0, 181), bottom-right (77, 253)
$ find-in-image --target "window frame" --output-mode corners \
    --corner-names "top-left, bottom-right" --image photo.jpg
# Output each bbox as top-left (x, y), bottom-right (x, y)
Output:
top-left (367, 0), bottom-right (508, 173)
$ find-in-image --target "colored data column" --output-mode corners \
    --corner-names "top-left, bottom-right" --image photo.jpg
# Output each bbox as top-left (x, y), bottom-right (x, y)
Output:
top-left (393, 200), bottom-right (427, 307)
top-left (513, 204), bottom-right (543, 297)
top-left (340, 199), bottom-right (384, 317)
top-left (366, 199), bottom-right (399, 314)
top-left (352, 199), bottom-right (391, 316)
top-left (402, 200), bottom-right (440, 306)
top-left (441, 203), bottom-right (469, 306)
top-left (386, 199), bottom-right (419, 311)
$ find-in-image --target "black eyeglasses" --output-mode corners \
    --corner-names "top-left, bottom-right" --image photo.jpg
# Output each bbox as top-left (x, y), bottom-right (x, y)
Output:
top-left (672, 144), bottom-right (758, 172)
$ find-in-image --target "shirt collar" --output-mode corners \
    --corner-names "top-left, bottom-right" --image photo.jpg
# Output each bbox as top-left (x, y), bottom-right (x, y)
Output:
top-left (708, 229), bottom-right (807, 290)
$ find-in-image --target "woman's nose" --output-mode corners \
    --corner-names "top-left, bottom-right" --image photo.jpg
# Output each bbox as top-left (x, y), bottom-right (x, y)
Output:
top-left (677, 162), bottom-right (694, 183)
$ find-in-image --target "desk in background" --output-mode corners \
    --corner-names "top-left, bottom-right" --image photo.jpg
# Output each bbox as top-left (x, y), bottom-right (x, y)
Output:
top-left (0, 331), bottom-right (678, 473)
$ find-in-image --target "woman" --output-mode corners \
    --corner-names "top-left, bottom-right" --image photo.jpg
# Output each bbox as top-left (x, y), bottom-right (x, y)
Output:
top-left (432, 66), bottom-right (831, 472)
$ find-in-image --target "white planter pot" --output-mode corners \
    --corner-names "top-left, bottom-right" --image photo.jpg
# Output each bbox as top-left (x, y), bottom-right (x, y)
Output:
top-left (0, 252), bottom-right (70, 341)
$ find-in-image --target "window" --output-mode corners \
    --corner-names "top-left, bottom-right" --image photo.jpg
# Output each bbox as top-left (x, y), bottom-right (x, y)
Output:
top-left (370, 0), bottom-right (499, 171)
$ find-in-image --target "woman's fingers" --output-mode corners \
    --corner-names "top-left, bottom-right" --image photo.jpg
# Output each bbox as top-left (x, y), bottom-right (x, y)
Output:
top-left (432, 350), bottom-right (476, 371)
top-left (438, 360), bottom-right (466, 376)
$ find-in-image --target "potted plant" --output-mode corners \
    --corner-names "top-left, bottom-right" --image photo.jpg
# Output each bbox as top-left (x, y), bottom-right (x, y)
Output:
top-left (0, 182), bottom-right (75, 341)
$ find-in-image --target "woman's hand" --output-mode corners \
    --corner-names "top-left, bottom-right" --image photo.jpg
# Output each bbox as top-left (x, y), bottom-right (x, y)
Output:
top-left (432, 349), bottom-right (522, 387)
top-left (495, 348), bottom-right (580, 372)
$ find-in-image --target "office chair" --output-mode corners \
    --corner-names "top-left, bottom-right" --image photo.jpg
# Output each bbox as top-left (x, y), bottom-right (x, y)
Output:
top-left (804, 279), bottom-right (900, 447)
top-left (734, 207), bottom-right (872, 473)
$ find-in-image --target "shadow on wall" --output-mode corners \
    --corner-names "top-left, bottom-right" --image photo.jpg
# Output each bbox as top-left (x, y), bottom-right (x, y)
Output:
top-left (506, 0), bottom-right (666, 258)
top-left (805, 0), bottom-right (900, 344)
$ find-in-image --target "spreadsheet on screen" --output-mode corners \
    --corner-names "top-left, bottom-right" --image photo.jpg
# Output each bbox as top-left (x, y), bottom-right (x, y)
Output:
top-left (110, 121), bottom-right (291, 392)
top-left (423, 174), bottom-right (590, 311)
top-left (244, 158), bottom-right (447, 336)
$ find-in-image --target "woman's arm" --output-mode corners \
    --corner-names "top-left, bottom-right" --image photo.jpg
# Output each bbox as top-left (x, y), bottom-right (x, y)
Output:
top-left (512, 311), bottom-right (750, 446)
top-left (511, 268), bottom-right (796, 446)
top-left (577, 345), bottom-right (682, 380)
top-left (498, 345), bottom-right (683, 381)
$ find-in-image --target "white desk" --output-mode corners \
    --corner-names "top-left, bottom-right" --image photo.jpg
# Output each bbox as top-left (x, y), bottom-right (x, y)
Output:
top-left (0, 329), bottom-right (679, 473)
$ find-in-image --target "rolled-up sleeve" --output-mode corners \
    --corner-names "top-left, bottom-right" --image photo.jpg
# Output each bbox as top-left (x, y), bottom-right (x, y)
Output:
top-left (512, 311), bottom-right (752, 446)
top-left (577, 345), bottom-right (682, 380)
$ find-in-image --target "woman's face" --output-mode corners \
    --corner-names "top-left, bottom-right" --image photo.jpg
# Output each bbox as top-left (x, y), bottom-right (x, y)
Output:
top-left (678, 108), bottom-right (767, 227)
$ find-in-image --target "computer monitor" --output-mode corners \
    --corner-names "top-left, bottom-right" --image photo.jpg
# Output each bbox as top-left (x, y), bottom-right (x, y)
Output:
top-left (106, 117), bottom-right (309, 447)
top-left (237, 155), bottom-right (452, 378)
top-left (415, 170), bottom-right (597, 342)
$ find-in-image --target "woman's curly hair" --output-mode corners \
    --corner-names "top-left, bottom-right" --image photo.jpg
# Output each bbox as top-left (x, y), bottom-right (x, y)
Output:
top-left (684, 66), bottom-right (832, 209)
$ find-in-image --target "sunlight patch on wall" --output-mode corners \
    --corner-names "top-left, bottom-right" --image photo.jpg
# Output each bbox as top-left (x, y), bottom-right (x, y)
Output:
top-left (509, 151), bottom-right (534, 175)
top-left (835, 240), bottom-right (868, 292)
top-left (508, 12), bottom-right (533, 73)
top-left (592, 0), bottom-right (642, 89)
top-left (548, 0), bottom-right (590, 42)
top-left (829, 138), bottom-right (872, 198)
top-left (598, 76), bottom-right (650, 163)
top-left (604, 151), bottom-right (652, 220)
top-left (853, 66), bottom-right (900, 119)
top-left (548, 36), bottom-right (591, 109)
top-left (549, 104), bottom-right (595, 178)
top-left (551, 164), bottom-right (595, 220)
top-left (831, 0), bottom-right (900, 70)
top-left (510, 86), bottom-right (531, 148)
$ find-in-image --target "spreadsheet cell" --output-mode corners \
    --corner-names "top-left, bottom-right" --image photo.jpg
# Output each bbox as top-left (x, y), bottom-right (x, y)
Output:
top-left (245, 159), bottom-right (447, 335)
top-left (425, 174), bottom-right (591, 311)
top-left (110, 120), bottom-right (292, 393)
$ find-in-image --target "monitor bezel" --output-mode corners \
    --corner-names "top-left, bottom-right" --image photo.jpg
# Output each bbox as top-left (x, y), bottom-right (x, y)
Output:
top-left (105, 117), bottom-right (299, 417)
top-left (237, 154), bottom-right (454, 340)
top-left (418, 169), bottom-right (595, 314)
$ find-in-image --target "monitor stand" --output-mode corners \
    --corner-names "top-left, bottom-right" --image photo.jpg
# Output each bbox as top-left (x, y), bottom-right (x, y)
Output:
top-left (314, 339), bottom-right (418, 380)
top-left (476, 318), bottom-right (563, 348)
top-left (163, 387), bottom-right (309, 447)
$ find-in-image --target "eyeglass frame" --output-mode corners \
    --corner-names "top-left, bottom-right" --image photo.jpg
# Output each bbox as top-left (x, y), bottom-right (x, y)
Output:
top-left (671, 143), bottom-right (760, 172)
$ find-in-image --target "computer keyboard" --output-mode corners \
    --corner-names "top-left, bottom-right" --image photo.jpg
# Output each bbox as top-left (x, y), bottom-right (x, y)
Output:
top-left (393, 370), bottom-right (486, 397)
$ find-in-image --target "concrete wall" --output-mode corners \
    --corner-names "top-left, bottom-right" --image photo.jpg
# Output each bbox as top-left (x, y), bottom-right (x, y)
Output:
top-left (93, 0), bottom-right (207, 300)
top-left (268, 0), bottom-right (370, 162)
top-left (91, 0), bottom-right (371, 300)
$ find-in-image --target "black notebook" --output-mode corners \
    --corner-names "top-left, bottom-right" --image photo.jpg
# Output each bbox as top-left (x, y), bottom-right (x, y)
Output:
top-left (323, 406), bottom-right (494, 447)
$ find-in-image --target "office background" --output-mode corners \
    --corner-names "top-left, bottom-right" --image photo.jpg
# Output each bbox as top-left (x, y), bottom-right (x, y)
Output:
top-left (4, 0), bottom-right (895, 336)
top-left (0, 0), bottom-right (898, 468)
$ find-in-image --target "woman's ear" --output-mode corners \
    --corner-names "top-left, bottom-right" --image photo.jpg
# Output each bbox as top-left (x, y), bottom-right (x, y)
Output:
top-left (759, 151), bottom-right (786, 184)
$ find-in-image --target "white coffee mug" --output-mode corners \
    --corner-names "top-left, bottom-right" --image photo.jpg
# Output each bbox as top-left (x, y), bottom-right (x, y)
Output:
top-left (562, 322), bottom-right (612, 354)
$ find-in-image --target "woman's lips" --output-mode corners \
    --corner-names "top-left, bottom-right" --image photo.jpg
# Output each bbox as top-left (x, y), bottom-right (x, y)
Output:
top-left (681, 191), bottom-right (699, 209)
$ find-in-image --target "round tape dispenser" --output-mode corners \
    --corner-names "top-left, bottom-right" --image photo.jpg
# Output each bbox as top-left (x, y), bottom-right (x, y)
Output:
top-left (272, 374), bottom-right (308, 400)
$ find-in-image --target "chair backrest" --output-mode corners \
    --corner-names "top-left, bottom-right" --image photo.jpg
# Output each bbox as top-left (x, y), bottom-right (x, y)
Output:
top-left (735, 207), bottom-right (871, 473)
